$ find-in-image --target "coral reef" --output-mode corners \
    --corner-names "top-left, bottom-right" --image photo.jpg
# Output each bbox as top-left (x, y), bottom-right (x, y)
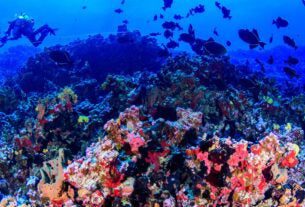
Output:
top-left (0, 35), bottom-right (305, 206)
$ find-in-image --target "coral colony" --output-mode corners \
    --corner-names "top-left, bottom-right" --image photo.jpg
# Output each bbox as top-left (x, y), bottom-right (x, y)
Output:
top-left (0, 31), bottom-right (305, 207)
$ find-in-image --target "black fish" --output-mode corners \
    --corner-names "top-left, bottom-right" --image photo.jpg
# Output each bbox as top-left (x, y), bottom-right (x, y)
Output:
top-left (203, 38), bottom-right (227, 56)
top-left (269, 35), bottom-right (273, 43)
top-left (283, 35), bottom-right (297, 49)
top-left (215, 2), bottom-right (232, 19)
top-left (285, 56), bottom-right (299, 65)
top-left (179, 33), bottom-right (194, 44)
top-left (213, 28), bottom-right (219, 36)
top-left (160, 14), bottom-right (164, 19)
top-left (123, 20), bottom-right (129, 24)
top-left (166, 40), bottom-right (179, 49)
top-left (114, 8), bottom-right (123, 13)
top-left (82, 6), bottom-right (87, 10)
top-left (221, 6), bottom-right (232, 19)
top-left (163, 0), bottom-right (173, 10)
top-left (283, 66), bottom-right (299, 79)
top-left (267, 56), bottom-right (274, 64)
top-left (164, 30), bottom-right (173, 39)
top-left (149, 32), bottom-right (161, 36)
top-left (226, 41), bottom-right (231, 46)
top-left (153, 15), bottom-right (158, 21)
top-left (179, 24), bottom-right (195, 44)
top-left (121, 0), bottom-right (125, 4)
top-left (188, 24), bottom-right (195, 36)
top-left (188, 4), bottom-right (205, 16)
top-left (273, 17), bottom-right (288, 28)
top-left (238, 29), bottom-right (266, 49)
top-left (174, 14), bottom-right (183, 20)
top-left (49, 50), bottom-right (73, 67)
top-left (162, 21), bottom-right (182, 30)
top-left (215, 1), bottom-right (221, 9)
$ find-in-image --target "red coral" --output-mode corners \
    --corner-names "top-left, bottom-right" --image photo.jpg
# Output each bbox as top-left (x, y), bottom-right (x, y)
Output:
top-left (281, 150), bottom-right (298, 168)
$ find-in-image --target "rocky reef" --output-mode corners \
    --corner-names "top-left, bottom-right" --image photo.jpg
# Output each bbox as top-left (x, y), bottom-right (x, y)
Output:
top-left (0, 32), bottom-right (305, 206)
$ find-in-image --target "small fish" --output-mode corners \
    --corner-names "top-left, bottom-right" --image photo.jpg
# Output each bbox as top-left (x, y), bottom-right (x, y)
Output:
top-left (213, 28), bottom-right (219, 36)
top-left (188, 24), bottom-right (195, 36)
top-left (166, 39), bottom-right (179, 49)
top-left (283, 66), bottom-right (299, 79)
top-left (273, 17), bottom-right (288, 28)
top-left (179, 24), bottom-right (195, 44)
top-left (226, 41), bottom-right (231, 46)
top-left (153, 15), bottom-right (158, 21)
top-left (269, 35), bottom-right (273, 43)
top-left (215, 2), bottom-right (232, 19)
top-left (174, 14), bottom-right (183, 20)
top-left (221, 6), bottom-right (232, 19)
top-left (179, 33), bottom-right (195, 44)
top-left (163, 0), bottom-right (173, 10)
top-left (238, 29), bottom-right (266, 49)
top-left (267, 56), bottom-right (274, 64)
top-left (82, 6), bottom-right (87, 10)
top-left (285, 56), bottom-right (299, 65)
top-left (215, 1), bottom-right (221, 9)
top-left (164, 30), bottom-right (173, 39)
top-left (162, 21), bottom-right (182, 30)
top-left (114, 8), bottom-right (123, 14)
top-left (203, 38), bottom-right (227, 56)
top-left (123, 20), bottom-right (129, 24)
top-left (121, 0), bottom-right (125, 4)
top-left (283, 35), bottom-right (297, 49)
top-left (49, 50), bottom-right (73, 67)
top-left (188, 4), bottom-right (205, 16)
top-left (149, 32), bottom-right (161, 37)
top-left (160, 14), bottom-right (164, 19)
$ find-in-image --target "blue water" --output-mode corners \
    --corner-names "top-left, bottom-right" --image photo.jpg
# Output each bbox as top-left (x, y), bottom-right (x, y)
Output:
top-left (1, 0), bottom-right (305, 50)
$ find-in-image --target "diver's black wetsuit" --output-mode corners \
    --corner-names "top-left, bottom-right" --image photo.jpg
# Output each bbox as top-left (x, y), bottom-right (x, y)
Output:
top-left (0, 16), bottom-right (56, 47)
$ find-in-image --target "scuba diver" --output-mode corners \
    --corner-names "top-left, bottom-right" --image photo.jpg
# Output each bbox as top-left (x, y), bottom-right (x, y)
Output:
top-left (0, 13), bottom-right (56, 47)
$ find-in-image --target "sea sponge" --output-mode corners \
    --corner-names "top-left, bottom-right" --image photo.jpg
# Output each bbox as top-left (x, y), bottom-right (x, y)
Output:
top-left (37, 149), bottom-right (74, 206)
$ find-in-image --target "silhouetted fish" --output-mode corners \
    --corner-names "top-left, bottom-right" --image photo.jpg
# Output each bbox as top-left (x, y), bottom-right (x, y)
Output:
top-left (123, 20), bottom-right (129, 24)
top-left (204, 38), bottom-right (227, 56)
top-left (283, 35), bottom-right (297, 49)
top-left (162, 21), bottom-right (182, 30)
top-left (213, 28), bottom-right (219, 36)
top-left (174, 14), bottom-right (183, 20)
top-left (215, 2), bottom-right (232, 19)
top-left (163, 0), bottom-right (173, 10)
top-left (283, 66), bottom-right (299, 79)
top-left (269, 35), bottom-right (273, 43)
top-left (267, 56), bottom-right (274, 64)
top-left (188, 4), bottom-right (205, 16)
top-left (273, 17), bottom-right (288, 28)
top-left (179, 24), bottom-right (195, 44)
top-left (238, 29), bottom-right (266, 49)
top-left (121, 0), bottom-right (125, 4)
top-left (160, 14), bottom-right (164, 19)
top-left (82, 6), bottom-right (87, 10)
top-left (149, 32), bottom-right (161, 37)
top-left (49, 50), bottom-right (73, 67)
top-left (114, 8), bottom-right (123, 13)
top-left (164, 30), bottom-right (173, 39)
top-left (166, 39), bottom-right (179, 49)
top-left (153, 15), bottom-right (158, 21)
top-left (285, 56), bottom-right (299, 65)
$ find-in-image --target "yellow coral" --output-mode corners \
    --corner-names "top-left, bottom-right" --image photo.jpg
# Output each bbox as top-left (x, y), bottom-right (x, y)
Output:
top-left (58, 87), bottom-right (78, 104)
